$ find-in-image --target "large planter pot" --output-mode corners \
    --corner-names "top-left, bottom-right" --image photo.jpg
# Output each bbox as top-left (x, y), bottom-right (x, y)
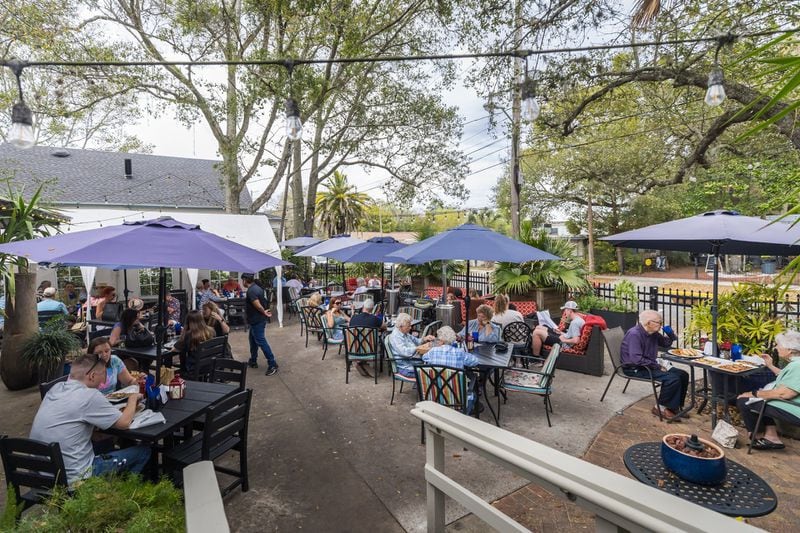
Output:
top-left (591, 309), bottom-right (638, 331)
top-left (1, 272), bottom-right (39, 390)
top-left (661, 434), bottom-right (726, 486)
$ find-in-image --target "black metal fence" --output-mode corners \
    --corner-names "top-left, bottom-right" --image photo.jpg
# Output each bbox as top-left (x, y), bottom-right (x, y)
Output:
top-left (593, 282), bottom-right (800, 347)
top-left (448, 272), bottom-right (494, 296)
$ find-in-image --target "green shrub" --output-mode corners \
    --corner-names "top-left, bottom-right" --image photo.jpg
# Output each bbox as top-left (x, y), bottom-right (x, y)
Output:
top-left (11, 474), bottom-right (184, 533)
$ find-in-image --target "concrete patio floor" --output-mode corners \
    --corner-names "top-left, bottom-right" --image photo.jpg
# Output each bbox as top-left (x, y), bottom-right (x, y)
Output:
top-left (0, 314), bottom-right (654, 532)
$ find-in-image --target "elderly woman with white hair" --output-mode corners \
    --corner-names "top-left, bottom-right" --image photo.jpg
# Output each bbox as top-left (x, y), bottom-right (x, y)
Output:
top-left (387, 313), bottom-right (435, 377)
top-left (353, 277), bottom-right (368, 295)
top-left (736, 330), bottom-right (800, 450)
top-left (422, 326), bottom-right (479, 369)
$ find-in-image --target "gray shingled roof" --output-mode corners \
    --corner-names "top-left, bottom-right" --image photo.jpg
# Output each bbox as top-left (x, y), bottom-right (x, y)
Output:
top-left (0, 144), bottom-right (251, 210)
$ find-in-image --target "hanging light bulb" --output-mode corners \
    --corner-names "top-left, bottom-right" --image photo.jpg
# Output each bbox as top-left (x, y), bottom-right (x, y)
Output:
top-left (284, 98), bottom-right (302, 141)
top-left (704, 64), bottom-right (726, 107)
top-left (9, 101), bottom-right (35, 148)
top-left (4, 60), bottom-right (35, 148)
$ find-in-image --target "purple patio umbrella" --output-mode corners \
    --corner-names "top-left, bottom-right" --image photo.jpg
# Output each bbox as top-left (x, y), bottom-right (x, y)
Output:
top-left (387, 224), bottom-right (560, 337)
top-left (603, 210), bottom-right (800, 354)
top-left (279, 236), bottom-right (322, 249)
top-left (0, 216), bottom-right (291, 383)
top-left (324, 236), bottom-right (408, 304)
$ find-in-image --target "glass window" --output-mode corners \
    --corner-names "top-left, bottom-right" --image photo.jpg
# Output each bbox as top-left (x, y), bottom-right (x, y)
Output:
top-left (56, 266), bottom-right (84, 289)
top-left (139, 268), bottom-right (172, 297)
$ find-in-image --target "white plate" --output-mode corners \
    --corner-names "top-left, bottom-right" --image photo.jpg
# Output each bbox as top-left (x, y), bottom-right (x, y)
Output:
top-left (105, 384), bottom-right (140, 403)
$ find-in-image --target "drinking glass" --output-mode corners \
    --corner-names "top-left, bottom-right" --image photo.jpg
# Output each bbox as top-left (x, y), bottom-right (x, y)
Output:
top-left (731, 343), bottom-right (743, 361)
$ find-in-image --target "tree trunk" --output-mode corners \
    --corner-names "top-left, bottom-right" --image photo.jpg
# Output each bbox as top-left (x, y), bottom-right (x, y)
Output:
top-left (1, 272), bottom-right (39, 390)
top-left (221, 146), bottom-right (241, 214)
top-left (586, 196), bottom-right (595, 273)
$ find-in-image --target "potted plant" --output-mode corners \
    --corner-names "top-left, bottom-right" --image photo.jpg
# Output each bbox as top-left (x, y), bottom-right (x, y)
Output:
top-left (686, 282), bottom-right (784, 354)
top-left (577, 280), bottom-right (639, 330)
top-left (21, 315), bottom-right (82, 383)
top-left (493, 223), bottom-right (591, 312)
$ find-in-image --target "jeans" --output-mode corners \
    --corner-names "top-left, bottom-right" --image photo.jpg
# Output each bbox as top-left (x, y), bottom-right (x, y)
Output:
top-left (249, 320), bottom-right (277, 368)
top-left (92, 445), bottom-right (151, 477)
top-left (623, 366), bottom-right (689, 411)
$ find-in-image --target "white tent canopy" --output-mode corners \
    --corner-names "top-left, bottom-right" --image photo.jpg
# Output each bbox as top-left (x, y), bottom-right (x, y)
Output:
top-left (58, 208), bottom-right (286, 326)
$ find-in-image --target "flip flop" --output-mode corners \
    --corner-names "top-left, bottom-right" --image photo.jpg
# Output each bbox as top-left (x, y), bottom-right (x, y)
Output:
top-left (753, 438), bottom-right (785, 450)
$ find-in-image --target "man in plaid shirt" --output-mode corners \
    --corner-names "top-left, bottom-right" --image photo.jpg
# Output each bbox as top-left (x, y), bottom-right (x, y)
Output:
top-left (423, 326), bottom-right (480, 414)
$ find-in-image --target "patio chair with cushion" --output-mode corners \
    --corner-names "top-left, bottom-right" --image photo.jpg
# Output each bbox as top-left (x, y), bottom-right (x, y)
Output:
top-left (37, 310), bottom-right (64, 329)
top-left (343, 326), bottom-right (380, 384)
top-left (500, 345), bottom-right (561, 427)
top-left (352, 292), bottom-right (372, 303)
top-left (320, 319), bottom-right (345, 360)
top-left (544, 313), bottom-right (606, 376)
top-left (295, 297), bottom-right (309, 337)
top-left (165, 388), bottom-right (253, 496)
top-left (301, 306), bottom-right (325, 348)
top-left (384, 336), bottom-right (416, 405)
top-left (414, 364), bottom-right (468, 443)
top-left (746, 401), bottom-right (800, 454)
top-left (0, 436), bottom-right (69, 521)
top-left (502, 321), bottom-right (534, 359)
top-left (599, 327), bottom-right (663, 421)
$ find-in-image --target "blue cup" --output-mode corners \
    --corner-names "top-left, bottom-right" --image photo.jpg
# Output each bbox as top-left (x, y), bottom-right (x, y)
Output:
top-left (174, 322), bottom-right (182, 335)
top-left (662, 325), bottom-right (674, 336)
top-left (471, 332), bottom-right (479, 342)
top-left (731, 343), bottom-right (743, 361)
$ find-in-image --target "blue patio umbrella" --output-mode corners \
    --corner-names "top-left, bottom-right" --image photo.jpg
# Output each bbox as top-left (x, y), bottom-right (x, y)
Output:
top-left (387, 224), bottom-right (561, 336)
top-left (279, 236), bottom-right (322, 249)
top-left (0, 216), bottom-right (291, 383)
top-left (324, 236), bottom-right (408, 303)
top-left (602, 210), bottom-right (800, 354)
top-left (295, 234), bottom-right (365, 287)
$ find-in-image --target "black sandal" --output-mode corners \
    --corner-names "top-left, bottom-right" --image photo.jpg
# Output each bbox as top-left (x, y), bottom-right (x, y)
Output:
top-left (753, 438), bottom-right (785, 450)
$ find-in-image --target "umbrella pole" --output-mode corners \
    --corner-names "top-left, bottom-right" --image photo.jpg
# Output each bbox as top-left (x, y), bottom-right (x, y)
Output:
top-left (711, 246), bottom-right (720, 357)
top-left (325, 261), bottom-right (328, 286)
top-left (123, 269), bottom-right (130, 307)
top-left (380, 262), bottom-right (385, 309)
top-left (465, 261), bottom-right (471, 339)
top-left (155, 267), bottom-right (165, 386)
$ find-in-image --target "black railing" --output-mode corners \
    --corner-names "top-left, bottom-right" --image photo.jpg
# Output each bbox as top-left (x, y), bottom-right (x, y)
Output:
top-left (447, 272), bottom-right (494, 297)
top-left (593, 282), bottom-right (800, 347)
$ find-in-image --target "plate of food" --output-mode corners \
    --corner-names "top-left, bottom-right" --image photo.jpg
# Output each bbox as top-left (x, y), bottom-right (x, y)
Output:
top-left (719, 361), bottom-right (760, 373)
top-left (105, 385), bottom-right (140, 403)
top-left (667, 348), bottom-right (704, 358)
top-left (693, 357), bottom-right (727, 367)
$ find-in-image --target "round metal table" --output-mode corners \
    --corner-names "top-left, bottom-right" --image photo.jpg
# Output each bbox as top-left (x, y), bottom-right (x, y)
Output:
top-left (623, 442), bottom-right (777, 517)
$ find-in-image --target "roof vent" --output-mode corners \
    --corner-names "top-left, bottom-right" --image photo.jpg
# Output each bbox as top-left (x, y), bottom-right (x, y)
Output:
top-left (124, 158), bottom-right (133, 179)
top-left (51, 150), bottom-right (70, 158)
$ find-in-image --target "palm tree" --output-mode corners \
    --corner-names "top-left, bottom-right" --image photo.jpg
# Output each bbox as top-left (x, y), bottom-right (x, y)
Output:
top-left (315, 171), bottom-right (371, 237)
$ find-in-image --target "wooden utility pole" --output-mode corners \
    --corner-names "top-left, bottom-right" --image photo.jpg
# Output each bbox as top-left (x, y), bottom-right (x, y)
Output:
top-left (510, 0), bottom-right (523, 239)
top-left (587, 194), bottom-right (595, 272)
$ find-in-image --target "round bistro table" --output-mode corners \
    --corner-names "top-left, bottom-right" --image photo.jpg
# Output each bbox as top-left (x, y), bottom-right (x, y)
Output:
top-left (623, 442), bottom-right (777, 517)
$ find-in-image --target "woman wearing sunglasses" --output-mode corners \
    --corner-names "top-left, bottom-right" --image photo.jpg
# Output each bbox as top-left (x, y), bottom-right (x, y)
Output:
top-left (325, 298), bottom-right (350, 340)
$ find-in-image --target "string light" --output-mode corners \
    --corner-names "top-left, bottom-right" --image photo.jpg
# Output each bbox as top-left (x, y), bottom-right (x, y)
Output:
top-left (4, 60), bottom-right (35, 148)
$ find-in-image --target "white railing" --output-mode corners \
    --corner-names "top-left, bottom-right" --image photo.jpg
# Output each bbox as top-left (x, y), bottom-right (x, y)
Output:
top-left (411, 401), bottom-right (762, 533)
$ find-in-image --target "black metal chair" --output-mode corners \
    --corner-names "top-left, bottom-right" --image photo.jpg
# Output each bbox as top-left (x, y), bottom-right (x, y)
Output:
top-left (343, 326), bottom-right (380, 384)
top-left (747, 401), bottom-right (800, 454)
top-left (0, 436), bottom-right (69, 521)
top-left (210, 358), bottom-right (248, 391)
top-left (414, 365), bottom-right (468, 443)
top-left (301, 306), bottom-right (325, 348)
top-left (182, 336), bottom-right (227, 382)
top-left (37, 310), bottom-right (65, 329)
top-left (384, 336), bottom-right (416, 405)
top-left (224, 298), bottom-right (247, 329)
top-left (502, 321), bottom-right (535, 361)
top-left (165, 389), bottom-right (253, 496)
top-left (294, 297), bottom-right (309, 337)
top-left (421, 320), bottom-right (442, 339)
top-left (599, 327), bottom-right (664, 421)
top-left (39, 375), bottom-right (68, 399)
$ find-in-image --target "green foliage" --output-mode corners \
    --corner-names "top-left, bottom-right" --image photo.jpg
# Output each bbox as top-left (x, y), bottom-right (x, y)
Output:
top-left (315, 172), bottom-right (371, 238)
top-left (575, 281), bottom-right (637, 313)
top-left (21, 315), bottom-right (81, 372)
top-left (686, 283), bottom-right (785, 354)
top-left (13, 474), bottom-right (184, 532)
top-left (493, 222), bottom-right (591, 295)
top-left (1, 484), bottom-right (19, 529)
top-left (0, 183), bottom-right (60, 294)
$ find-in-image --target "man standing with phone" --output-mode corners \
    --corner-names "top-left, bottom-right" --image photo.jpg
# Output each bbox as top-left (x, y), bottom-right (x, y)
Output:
top-left (241, 273), bottom-right (279, 376)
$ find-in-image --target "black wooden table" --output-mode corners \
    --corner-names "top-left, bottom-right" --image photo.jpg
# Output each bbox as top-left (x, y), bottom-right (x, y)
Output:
top-left (113, 343), bottom-right (177, 370)
top-left (105, 381), bottom-right (238, 478)
top-left (467, 343), bottom-right (513, 426)
top-left (662, 354), bottom-right (766, 428)
top-left (624, 442), bottom-right (777, 517)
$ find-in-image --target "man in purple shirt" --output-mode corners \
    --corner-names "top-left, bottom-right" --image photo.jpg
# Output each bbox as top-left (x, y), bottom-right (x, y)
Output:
top-left (620, 309), bottom-right (688, 421)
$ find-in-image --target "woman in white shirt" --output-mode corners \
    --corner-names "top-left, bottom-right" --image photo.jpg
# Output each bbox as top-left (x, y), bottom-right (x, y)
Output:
top-left (492, 294), bottom-right (524, 328)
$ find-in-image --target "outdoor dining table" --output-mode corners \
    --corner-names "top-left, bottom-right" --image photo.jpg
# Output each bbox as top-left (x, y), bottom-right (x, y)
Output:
top-left (113, 342), bottom-right (178, 370)
top-left (623, 442), bottom-right (777, 517)
top-left (466, 342), bottom-right (513, 427)
top-left (104, 381), bottom-right (238, 479)
top-left (661, 353), bottom-right (766, 428)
